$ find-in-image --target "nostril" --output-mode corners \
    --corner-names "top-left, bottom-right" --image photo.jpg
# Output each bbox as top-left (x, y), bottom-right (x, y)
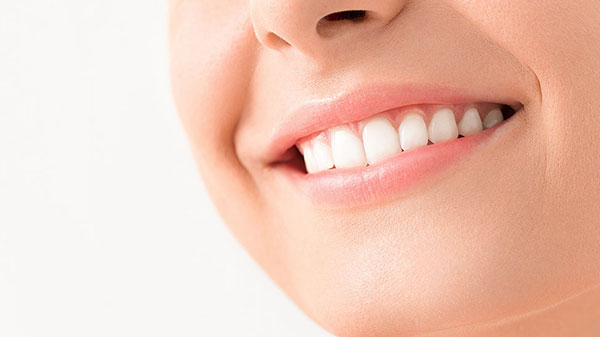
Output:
top-left (317, 10), bottom-right (369, 38)
top-left (322, 10), bottom-right (367, 22)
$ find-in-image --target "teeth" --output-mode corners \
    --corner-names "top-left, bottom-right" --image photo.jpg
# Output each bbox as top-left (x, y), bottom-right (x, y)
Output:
top-left (312, 139), bottom-right (334, 171)
top-left (298, 103), bottom-right (511, 173)
top-left (483, 108), bottom-right (504, 129)
top-left (399, 113), bottom-right (428, 151)
top-left (300, 143), bottom-right (319, 174)
top-left (330, 126), bottom-right (367, 169)
top-left (458, 108), bottom-right (483, 137)
top-left (428, 108), bottom-right (458, 144)
top-left (362, 117), bottom-right (401, 164)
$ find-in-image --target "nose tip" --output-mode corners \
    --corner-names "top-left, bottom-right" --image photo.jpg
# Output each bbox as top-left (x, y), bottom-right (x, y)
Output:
top-left (250, 0), bottom-right (408, 56)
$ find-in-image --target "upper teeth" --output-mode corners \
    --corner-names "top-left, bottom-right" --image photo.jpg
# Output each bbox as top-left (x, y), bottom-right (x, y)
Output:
top-left (362, 117), bottom-right (401, 165)
top-left (298, 105), bottom-right (505, 174)
top-left (399, 112), bottom-right (429, 152)
top-left (483, 107), bottom-right (503, 130)
top-left (457, 107), bottom-right (483, 137)
top-left (330, 126), bottom-right (367, 169)
top-left (427, 108), bottom-right (459, 144)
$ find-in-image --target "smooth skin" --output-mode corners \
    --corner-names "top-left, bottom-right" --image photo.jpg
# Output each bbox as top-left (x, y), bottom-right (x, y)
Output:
top-left (169, 1), bottom-right (600, 336)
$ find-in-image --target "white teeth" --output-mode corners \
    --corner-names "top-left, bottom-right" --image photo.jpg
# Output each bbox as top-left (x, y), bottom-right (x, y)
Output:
top-left (299, 104), bottom-right (508, 173)
top-left (458, 108), bottom-right (483, 137)
top-left (399, 113), bottom-right (428, 151)
top-left (362, 117), bottom-right (401, 164)
top-left (428, 108), bottom-right (458, 144)
top-left (483, 108), bottom-right (504, 130)
top-left (312, 139), bottom-right (334, 171)
top-left (330, 126), bottom-right (367, 169)
top-left (300, 143), bottom-right (319, 174)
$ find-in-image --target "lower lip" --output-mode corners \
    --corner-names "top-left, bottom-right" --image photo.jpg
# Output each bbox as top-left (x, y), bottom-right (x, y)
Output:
top-left (277, 124), bottom-right (503, 208)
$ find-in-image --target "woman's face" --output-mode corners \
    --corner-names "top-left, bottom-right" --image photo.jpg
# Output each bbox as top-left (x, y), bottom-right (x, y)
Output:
top-left (170, 1), bottom-right (600, 335)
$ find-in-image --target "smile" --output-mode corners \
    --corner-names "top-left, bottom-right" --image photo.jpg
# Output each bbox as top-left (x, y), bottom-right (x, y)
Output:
top-left (297, 103), bottom-right (514, 173)
top-left (268, 85), bottom-right (523, 208)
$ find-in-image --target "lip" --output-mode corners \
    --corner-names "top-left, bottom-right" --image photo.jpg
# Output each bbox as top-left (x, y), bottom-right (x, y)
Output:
top-left (266, 84), bottom-right (521, 208)
top-left (265, 84), bottom-right (520, 162)
top-left (277, 125), bottom-right (503, 208)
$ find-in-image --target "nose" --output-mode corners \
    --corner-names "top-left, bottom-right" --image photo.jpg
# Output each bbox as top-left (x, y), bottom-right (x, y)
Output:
top-left (250, 0), bottom-right (408, 57)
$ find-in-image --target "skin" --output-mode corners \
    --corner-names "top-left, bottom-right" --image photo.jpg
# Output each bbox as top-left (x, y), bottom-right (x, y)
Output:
top-left (169, 1), bottom-right (600, 336)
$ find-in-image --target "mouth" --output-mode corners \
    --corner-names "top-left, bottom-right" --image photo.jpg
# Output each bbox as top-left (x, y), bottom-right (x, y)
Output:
top-left (267, 85), bottom-right (523, 208)
top-left (297, 102), bottom-right (515, 173)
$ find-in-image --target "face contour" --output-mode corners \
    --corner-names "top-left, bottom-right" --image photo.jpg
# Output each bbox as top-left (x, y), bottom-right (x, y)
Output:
top-left (170, 1), bottom-right (600, 336)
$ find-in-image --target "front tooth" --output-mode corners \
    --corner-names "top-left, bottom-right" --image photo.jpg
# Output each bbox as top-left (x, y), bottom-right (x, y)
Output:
top-left (399, 113), bottom-right (428, 151)
top-left (458, 108), bottom-right (483, 137)
top-left (312, 139), bottom-right (334, 171)
top-left (428, 108), bottom-right (458, 144)
top-left (483, 108), bottom-right (504, 129)
top-left (330, 126), bottom-right (367, 169)
top-left (362, 117), bottom-right (401, 164)
top-left (300, 143), bottom-right (319, 174)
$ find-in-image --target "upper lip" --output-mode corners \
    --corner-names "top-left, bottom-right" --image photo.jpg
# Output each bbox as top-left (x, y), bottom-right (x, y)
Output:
top-left (265, 83), bottom-right (521, 164)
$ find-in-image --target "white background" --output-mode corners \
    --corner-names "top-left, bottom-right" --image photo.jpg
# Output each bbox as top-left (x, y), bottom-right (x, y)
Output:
top-left (0, 1), bottom-right (330, 336)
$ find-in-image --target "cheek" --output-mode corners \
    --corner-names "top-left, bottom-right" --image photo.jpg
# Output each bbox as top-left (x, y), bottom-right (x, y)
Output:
top-left (170, 3), bottom-right (276, 258)
top-left (170, 4), bottom-right (255, 153)
top-left (452, 0), bottom-right (600, 207)
top-left (449, 0), bottom-right (600, 99)
top-left (169, 0), bottom-right (259, 188)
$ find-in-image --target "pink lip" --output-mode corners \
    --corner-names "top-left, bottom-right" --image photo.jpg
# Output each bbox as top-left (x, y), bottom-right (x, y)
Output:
top-left (266, 84), bottom-right (516, 162)
top-left (267, 84), bottom-right (516, 207)
top-left (279, 129), bottom-right (493, 207)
